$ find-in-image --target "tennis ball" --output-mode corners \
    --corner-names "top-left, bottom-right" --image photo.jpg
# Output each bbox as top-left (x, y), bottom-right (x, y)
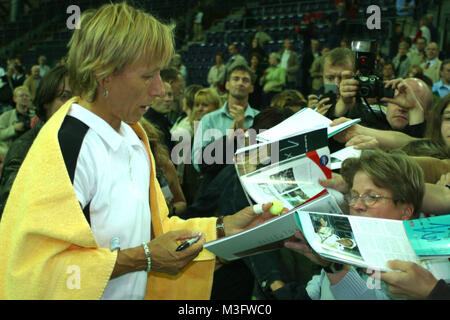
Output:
top-left (269, 200), bottom-right (283, 215)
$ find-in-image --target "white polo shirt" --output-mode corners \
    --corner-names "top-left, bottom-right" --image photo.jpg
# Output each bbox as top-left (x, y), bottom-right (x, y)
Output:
top-left (281, 50), bottom-right (291, 70)
top-left (68, 103), bottom-right (151, 300)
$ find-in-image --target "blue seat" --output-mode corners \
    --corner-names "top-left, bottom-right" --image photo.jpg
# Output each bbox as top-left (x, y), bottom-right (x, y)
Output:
top-left (269, 16), bottom-right (279, 28)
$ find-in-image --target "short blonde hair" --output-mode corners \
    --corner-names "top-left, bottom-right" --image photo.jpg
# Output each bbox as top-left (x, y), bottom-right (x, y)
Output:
top-left (270, 89), bottom-right (307, 110)
top-left (341, 149), bottom-right (425, 218)
top-left (67, 2), bottom-right (175, 102)
top-left (189, 88), bottom-right (221, 122)
top-left (13, 86), bottom-right (30, 97)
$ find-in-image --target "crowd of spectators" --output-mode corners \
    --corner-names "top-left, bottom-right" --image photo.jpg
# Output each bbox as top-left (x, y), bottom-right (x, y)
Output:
top-left (0, 0), bottom-right (448, 301)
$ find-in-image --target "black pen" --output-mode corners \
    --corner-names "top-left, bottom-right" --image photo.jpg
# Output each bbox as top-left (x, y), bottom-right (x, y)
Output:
top-left (176, 235), bottom-right (202, 252)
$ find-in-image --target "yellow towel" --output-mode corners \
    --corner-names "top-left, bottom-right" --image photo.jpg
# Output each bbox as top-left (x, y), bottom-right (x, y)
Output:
top-left (0, 98), bottom-right (216, 300)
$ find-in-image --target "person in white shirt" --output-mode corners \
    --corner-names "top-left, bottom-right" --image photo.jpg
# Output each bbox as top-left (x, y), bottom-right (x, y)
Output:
top-left (38, 55), bottom-right (51, 77)
top-left (420, 42), bottom-right (442, 83)
top-left (408, 36), bottom-right (426, 66)
top-left (432, 60), bottom-right (450, 98)
top-left (207, 52), bottom-right (226, 92)
top-left (279, 38), bottom-right (299, 90)
top-left (193, 5), bottom-right (204, 41)
top-left (0, 2), bottom-right (276, 300)
top-left (225, 44), bottom-right (248, 78)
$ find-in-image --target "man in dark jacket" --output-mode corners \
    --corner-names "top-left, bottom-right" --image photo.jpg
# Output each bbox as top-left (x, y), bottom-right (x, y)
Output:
top-left (143, 81), bottom-right (175, 152)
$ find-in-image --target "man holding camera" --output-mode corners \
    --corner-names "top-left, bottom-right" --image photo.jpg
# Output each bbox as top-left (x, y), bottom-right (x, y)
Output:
top-left (0, 86), bottom-right (33, 154)
top-left (311, 44), bottom-right (432, 139)
top-left (307, 47), bottom-right (354, 116)
top-left (335, 71), bottom-right (431, 137)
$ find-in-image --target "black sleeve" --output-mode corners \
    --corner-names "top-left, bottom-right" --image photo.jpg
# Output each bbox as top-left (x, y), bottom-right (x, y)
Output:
top-left (428, 279), bottom-right (450, 300)
top-left (402, 121), bottom-right (426, 138)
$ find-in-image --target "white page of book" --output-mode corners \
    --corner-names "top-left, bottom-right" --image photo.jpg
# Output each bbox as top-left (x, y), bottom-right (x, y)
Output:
top-left (299, 212), bottom-right (420, 271)
top-left (204, 194), bottom-right (342, 260)
top-left (256, 108), bottom-right (325, 142)
top-left (299, 212), bottom-right (370, 268)
top-left (204, 211), bottom-right (300, 261)
top-left (330, 146), bottom-right (362, 170)
top-left (420, 259), bottom-right (450, 282)
top-left (256, 108), bottom-right (360, 142)
top-left (348, 215), bottom-right (419, 270)
top-left (239, 152), bottom-right (327, 210)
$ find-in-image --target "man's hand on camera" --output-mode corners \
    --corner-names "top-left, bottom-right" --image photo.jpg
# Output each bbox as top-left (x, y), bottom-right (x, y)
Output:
top-left (334, 71), bottom-right (358, 117)
top-left (381, 78), bottom-right (425, 125)
top-left (346, 134), bottom-right (379, 150)
top-left (307, 94), bottom-right (319, 109)
top-left (381, 79), bottom-right (422, 111)
top-left (308, 94), bottom-right (332, 115)
top-left (339, 71), bottom-right (358, 103)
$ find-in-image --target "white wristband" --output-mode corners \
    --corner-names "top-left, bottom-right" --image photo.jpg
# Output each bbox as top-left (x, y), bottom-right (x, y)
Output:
top-left (142, 242), bottom-right (151, 273)
top-left (252, 203), bottom-right (264, 215)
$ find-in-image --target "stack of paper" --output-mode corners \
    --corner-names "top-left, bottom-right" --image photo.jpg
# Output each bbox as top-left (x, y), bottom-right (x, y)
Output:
top-left (256, 108), bottom-right (360, 143)
top-left (330, 146), bottom-right (362, 170)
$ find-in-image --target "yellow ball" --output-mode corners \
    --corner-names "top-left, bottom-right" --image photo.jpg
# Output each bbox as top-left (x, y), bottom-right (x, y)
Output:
top-left (270, 200), bottom-right (283, 215)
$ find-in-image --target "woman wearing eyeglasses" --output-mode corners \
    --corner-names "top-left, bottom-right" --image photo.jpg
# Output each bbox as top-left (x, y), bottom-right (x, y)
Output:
top-left (283, 149), bottom-right (428, 300)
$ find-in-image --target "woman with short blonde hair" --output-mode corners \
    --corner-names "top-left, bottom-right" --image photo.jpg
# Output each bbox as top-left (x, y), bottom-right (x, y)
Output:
top-left (67, 4), bottom-right (175, 102)
top-left (189, 88), bottom-right (221, 126)
top-left (0, 1), bottom-right (270, 301)
top-left (341, 149), bottom-right (425, 219)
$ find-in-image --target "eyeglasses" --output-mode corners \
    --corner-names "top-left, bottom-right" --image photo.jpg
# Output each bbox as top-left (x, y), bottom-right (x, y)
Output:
top-left (344, 192), bottom-right (393, 207)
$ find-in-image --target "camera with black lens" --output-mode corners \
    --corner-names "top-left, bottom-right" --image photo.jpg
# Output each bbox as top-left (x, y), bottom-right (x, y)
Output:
top-left (322, 83), bottom-right (338, 106)
top-left (351, 40), bottom-right (394, 99)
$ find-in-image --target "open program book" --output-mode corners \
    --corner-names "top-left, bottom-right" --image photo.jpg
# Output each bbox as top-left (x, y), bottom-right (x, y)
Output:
top-left (204, 211), bottom-right (450, 281)
top-left (205, 123), bottom-right (449, 281)
top-left (234, 127), bottom-right (345, 212)
top-left (256, 107), bottom-right (360, 143)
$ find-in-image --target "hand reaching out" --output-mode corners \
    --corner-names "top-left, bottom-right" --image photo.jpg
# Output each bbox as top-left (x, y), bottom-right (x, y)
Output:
top-left (436, 172), bottom-right (450, 186)
top-left (318, 172), bottom-right (349, 194)
top-left (223, 202), bottom-right (286, 236)
top-left (376, 260), bottom-right (438, 299)
top-left (346, 134), bottom-right (379, 150)
top-left (308, 94), bottom-right (332, 115)
top-left (284, 231), bottom-right (331, 267)
top-left (330, 117), bottom-right (362, 144)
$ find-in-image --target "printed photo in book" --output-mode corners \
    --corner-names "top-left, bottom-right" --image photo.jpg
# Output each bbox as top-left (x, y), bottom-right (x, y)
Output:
top-left (309, 213), bottom-right (364, 263)
top-left (234, 128), bottom-right (333, 210)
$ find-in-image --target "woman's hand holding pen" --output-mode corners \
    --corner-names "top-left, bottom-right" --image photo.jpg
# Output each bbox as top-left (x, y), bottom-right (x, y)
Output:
top-left (148, 230), bottom-right (205, 276)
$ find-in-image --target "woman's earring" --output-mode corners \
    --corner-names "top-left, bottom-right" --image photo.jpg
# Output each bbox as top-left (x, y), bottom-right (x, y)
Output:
top-left (103, 88), bottom-right (109, 98)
